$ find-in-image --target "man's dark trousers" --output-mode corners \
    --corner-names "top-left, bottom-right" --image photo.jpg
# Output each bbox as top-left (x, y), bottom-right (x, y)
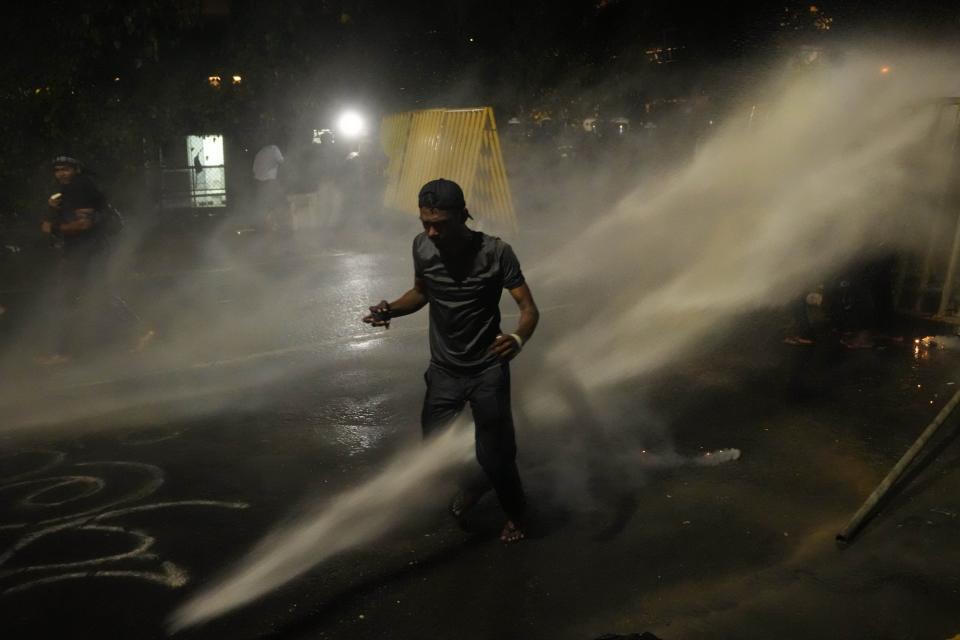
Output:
top-left (55, 242), bottom-right (106, 355)
top-left (421, 363), bottom-right (526, 521)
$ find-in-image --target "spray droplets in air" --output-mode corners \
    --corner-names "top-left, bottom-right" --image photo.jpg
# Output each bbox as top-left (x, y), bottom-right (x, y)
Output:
top-left (169, 419), bottom-right (474, 631)
top-left (536, 49), bottom-right (957, 391)
top-left (170, 47), bottom-right (960, 628)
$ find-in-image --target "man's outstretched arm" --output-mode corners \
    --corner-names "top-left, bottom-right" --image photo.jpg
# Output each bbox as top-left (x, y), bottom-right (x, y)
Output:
top-left (490, 283), bottom-right (539, 361)
top-left (362, 277), bottom-right (428, 328)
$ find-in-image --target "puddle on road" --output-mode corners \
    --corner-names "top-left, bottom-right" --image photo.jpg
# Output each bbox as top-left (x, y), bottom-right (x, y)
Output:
top-left (284, 395), bottom-right (397, 456)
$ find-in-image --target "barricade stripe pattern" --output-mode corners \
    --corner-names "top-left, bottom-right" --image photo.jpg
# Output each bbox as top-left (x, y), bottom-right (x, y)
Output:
top-left (381, 107), bottom-right (516, 230)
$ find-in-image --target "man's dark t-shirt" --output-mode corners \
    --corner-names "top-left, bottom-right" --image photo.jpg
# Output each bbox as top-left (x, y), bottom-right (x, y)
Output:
top-left (413, 231), bottom-right (525, 374)
top-left (54, 176), bottom-right (106, 251)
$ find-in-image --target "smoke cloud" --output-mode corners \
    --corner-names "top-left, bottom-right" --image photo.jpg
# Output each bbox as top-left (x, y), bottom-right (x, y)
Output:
top-left (535, 48), bottom-right (955, 391)
top-left (169, 419), bottom-right (475, 631)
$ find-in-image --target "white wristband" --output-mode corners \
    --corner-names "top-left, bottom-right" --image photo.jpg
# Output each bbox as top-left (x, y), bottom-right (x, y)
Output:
top-left (508, 333), bottom-right (524, 349)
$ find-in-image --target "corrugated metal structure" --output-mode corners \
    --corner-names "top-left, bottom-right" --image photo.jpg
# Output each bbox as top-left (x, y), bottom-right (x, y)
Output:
top-left (380, 107), bottom-right (516, 230)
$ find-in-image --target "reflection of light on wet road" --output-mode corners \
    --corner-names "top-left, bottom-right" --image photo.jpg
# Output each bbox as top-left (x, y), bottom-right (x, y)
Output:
top-left (339, 253), bottom-right (381, 333)
top-left (312, 395), bottom-right (395, 455)
top-left (912, 336), bottom-right (948, 362)
top-left (346, 337), bottom-right (382, 351)
top-left (336, 425), bottom-right (376, 455)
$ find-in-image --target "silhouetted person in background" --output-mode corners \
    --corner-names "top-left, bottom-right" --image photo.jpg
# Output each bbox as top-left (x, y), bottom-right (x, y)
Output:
top-left (39, 156), bottom-right (109, 363)
top-left (252, 140), bottom-right (285, 230)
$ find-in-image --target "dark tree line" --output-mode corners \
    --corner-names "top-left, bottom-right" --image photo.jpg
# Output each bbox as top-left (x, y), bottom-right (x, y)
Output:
top-left (1, 0), bottom-right (954, 214)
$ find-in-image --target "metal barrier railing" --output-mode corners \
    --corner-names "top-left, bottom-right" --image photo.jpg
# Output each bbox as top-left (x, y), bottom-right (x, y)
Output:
top-left (160, 165), bottom-right (227, 210)
top-left (381, 107), bottom-right (516, 230)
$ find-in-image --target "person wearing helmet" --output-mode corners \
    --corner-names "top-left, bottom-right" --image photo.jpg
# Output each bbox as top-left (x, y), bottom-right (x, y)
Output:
top-left (363, 178), bottom-right (540, 543)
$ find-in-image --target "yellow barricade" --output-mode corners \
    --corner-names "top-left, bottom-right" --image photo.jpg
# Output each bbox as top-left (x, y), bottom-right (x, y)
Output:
top-left (381, 107), bottom-right (516, 230)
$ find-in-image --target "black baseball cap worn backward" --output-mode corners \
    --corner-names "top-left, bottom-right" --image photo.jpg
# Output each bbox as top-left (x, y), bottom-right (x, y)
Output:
top-left (52, 156), bottom-right (81, 168)
top-left (418, 178), bottom-right (472, 219)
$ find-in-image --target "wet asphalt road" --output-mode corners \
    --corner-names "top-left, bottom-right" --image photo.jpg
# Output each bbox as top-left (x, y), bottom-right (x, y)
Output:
top-left (3, 228), bottom-right (960, 639)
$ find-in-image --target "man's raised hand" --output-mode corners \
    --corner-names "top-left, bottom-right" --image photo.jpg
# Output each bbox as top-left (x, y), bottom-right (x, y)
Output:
top-left (362, 300), bottom-right (391, 329)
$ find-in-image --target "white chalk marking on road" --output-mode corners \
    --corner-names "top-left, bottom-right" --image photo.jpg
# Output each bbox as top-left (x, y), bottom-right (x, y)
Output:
top-left (2, 561), bottom-right (189, 595)
top-left (0, 462), bottom-right (159, 531)
top-left (0, 525), bottom-right (156, 578)
top-left (0, 450), bottom-right (67, 484)
top-left (19, 476), bottom-right (107, 507)
top-left (34, 462), bottom-right (165, 526)
top-left (0, 451), bottom-right (248, 597)
top-left (93, 500), bottom-right (250, 521)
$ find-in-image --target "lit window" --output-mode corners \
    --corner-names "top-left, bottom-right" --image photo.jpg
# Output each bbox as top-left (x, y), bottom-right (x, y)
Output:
top-left (187, 135), bottom-right (227, 208)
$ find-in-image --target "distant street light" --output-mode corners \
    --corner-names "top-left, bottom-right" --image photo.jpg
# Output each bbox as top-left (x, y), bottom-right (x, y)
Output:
top-left (232, 75), bottom-right (242, 85)
top-left (337, 110), bottom-right (366, 138)
top-left (208, 75), bottom-right (222, 88)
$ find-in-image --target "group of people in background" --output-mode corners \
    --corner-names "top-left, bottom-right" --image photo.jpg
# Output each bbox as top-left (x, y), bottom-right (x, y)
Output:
top-left (784, 255), bottom-right (899, 350)
top-left (249, 131), bottom-right (386, 234)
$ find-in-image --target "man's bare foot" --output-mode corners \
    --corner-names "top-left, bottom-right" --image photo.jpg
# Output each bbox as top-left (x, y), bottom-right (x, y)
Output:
top-left (500, 520), bottom-right (525, 543)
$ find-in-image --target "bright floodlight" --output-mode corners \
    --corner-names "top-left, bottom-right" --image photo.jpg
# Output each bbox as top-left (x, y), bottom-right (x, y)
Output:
top-left (338, 111), bottom-right (365, 138)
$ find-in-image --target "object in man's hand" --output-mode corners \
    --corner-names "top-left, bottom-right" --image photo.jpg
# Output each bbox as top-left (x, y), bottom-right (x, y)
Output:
top-left (371, 305), bottom-right (391, 324)
top-left (366, 300), bottom-right (391, 327)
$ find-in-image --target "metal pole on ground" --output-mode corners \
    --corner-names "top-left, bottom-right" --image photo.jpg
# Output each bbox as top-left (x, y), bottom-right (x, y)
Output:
top-left (837, 386), bottom-right (960, 545)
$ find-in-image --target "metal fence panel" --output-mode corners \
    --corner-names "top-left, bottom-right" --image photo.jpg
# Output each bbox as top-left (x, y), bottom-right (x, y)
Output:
top-left (380, 107), bottom-right (516, 230)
